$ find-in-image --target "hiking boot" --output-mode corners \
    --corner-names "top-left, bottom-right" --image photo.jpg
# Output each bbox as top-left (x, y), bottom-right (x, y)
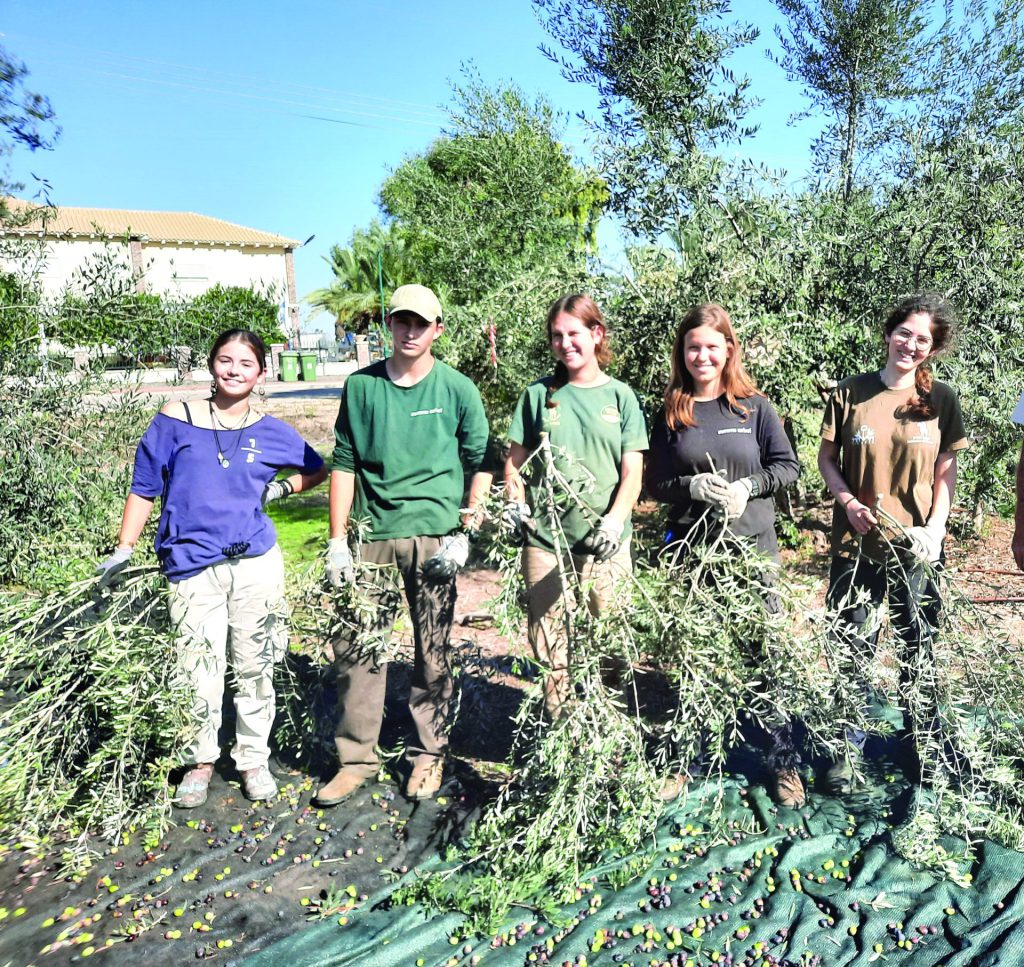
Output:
top-left (241, 765), bottom-right (278, 801)
top-left (313, 770), bottom-right (371, 808)
top-left (658, 773), bottom-right (690, 802)
top-left (175, 764), bottom-right (214, 809)
top-left (406, 758), bottom-right (445, 800)
top-left (770, 768), bottom-right (806, 808)
top-left (824, 753), bottom-right (860, 795)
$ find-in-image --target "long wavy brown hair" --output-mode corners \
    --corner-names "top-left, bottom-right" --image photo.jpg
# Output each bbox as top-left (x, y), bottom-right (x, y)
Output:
top-left (544, 293), bottom-right (612, 408)
top-left (663, 304), bottom-right (760, 430)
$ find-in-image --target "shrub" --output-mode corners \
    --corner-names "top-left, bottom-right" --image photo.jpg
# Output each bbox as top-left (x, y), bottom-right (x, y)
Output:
top-left (0, 361), bottom-right (150, 588)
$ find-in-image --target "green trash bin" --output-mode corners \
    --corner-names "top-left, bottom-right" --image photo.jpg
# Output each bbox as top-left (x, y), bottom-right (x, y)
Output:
top-left (279, 351), bottom-right (300, 382)
top-left (298, 351), bottom-right (318, 382)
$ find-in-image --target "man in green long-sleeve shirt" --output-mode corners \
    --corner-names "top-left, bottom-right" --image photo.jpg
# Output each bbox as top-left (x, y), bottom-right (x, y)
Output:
top-left (316, 284), bottom-right (491, 806)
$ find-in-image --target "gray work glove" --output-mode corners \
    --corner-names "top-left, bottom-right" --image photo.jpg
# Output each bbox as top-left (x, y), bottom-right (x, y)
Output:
top-left (906, 522), bottom-right (944, 564)
top-left (500, 500), bottom-right (535, 546)
top-left (718, 477), bottom-right (755, 521)
top-left (96, 546), bottom-right (133, 588)
top-left (421, 532), bottom-right (470, 582)
top-left (689, 472), bottom-right (730, 507)
top-left (325, 537), bottom-right (355, 587)
top-left (579, 515), bottom-right (624, 562)
top-left (262, 478), bottom-right (294, 507)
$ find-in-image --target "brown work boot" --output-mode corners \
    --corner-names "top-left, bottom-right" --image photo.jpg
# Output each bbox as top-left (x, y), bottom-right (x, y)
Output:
top-left (313, 770), bottom-right (371, 807)
top-left (405, 758), bottom-right (444, 800)
top-left (770, 768), bottom-right (806, 808)
top-left (658, 773), bottom-right (691, 802)
top-left (175, 764), bottom-right (214, 809)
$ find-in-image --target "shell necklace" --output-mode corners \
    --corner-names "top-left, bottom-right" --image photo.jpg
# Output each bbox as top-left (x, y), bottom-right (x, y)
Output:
top-left (209, 400), bottom-right (250, 469)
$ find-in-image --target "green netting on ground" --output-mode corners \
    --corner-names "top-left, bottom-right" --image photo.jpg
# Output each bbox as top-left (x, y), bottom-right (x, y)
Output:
top-left (247, 760), bottom-right (1024, 967)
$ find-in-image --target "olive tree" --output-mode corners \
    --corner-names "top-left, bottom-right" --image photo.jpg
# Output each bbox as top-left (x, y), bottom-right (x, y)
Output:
top-left (535, 0), bottom-right (759, 238)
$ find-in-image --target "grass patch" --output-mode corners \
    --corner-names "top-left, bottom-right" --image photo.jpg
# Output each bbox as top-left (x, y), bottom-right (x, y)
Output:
top-left (267, 490), bottom-right (329, 570)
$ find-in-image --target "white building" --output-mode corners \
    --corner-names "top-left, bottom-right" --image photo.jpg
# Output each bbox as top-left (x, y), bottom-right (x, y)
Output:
top-left (1, 199), bottom-right (303, 336)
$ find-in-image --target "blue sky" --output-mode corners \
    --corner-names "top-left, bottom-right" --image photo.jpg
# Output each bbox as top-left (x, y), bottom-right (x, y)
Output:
top-left (4, 1), bottom-right (816, 333)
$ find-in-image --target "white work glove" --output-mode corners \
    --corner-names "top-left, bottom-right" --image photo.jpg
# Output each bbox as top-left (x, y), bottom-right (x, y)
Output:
top-left (421, 532), bottom-right (470, 581)
top-left (500, 500), bottom-right (535, 546)
top-left (717, 477), bottom-right (755, 521)
top-left (906, 522), bottom-right (944, 564)
top-left (579, 515), bottom-right (624, 562)
top-left (325, 537), bottom-right (355, 587)
top-left (96, 546), bottom-right (133, 588)
top-left (689, 472), bottom-right (730, 507)
top-left (262, 478), bottom-right (294, 507)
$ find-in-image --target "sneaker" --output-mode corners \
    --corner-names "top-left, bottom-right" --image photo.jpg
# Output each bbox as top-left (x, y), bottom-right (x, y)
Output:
top-left (658, 773), bottom-right (691, 802)
top-left (824, 754), bottom-right (859, 795)
top-left (241, 765), bottom-right (278, 801)
top-left (406, 758), bottom-right (444, 800)
top-left (313, 770), bottom-right (371, 808)
top-left (175, 764), bottom-right (214, 809)
top-left (770, 768), bottom-right (806, 808)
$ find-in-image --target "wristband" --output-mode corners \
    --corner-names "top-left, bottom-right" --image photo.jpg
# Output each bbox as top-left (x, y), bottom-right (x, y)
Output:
top-left (842, 495), bottom-right (858, 508)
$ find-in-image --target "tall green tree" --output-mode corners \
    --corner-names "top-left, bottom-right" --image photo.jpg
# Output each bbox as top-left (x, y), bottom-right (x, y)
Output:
top-left (378, 77), bottom-right (607, 307)
top-left (772, 0), bottom-right (1024, 201)
top-left (535, 0), bottom-right (759, 237)
top-left (305, 221), bottom-right (413, 336)
top-left (771, 0), bottom-right (935, 203)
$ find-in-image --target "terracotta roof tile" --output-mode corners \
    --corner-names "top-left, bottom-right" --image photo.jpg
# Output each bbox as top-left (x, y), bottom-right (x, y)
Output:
top-left (3, 199), bottom-right (301, 248)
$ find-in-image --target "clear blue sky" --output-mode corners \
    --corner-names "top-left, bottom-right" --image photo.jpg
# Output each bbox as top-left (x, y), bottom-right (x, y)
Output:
top-left (3, 1), bottom-right (815, 333)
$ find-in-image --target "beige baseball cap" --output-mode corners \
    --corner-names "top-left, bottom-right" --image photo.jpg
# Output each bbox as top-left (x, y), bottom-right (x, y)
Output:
top-left (387, 284), bottom-right (443, 324)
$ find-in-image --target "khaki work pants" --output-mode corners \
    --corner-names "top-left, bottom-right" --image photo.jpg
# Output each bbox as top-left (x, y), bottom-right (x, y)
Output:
top-left (168, 545), bottom-right (287, 770)
top-left (332, 536), bottom-right (456, 779)
top-left (522, 539), bottom-right (632, 718)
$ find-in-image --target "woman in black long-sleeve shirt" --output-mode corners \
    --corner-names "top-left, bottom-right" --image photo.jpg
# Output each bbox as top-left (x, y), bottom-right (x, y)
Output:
top-left (645, 303), bottom-right (803, 806)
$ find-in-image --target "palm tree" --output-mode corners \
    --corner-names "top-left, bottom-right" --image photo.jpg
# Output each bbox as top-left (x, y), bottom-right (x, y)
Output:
top-left (305, 221), bottom-right (412, 338)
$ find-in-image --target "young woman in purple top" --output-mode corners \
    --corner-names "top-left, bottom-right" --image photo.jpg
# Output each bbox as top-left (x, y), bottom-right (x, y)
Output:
top-left (645, 304), bottom-right (803, 807)
top-left (97, 330), bottom-right (327, 808)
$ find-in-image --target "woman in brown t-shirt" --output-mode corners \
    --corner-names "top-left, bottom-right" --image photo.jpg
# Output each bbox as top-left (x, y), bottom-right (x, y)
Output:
top-left (817, 293), bottom-right (969, 794)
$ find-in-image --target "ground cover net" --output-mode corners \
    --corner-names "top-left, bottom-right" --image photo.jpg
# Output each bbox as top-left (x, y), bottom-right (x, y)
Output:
top-left (4, 736), bottom-right (1023, 967)
top-left (244, 743), bottom-right (1024, 967)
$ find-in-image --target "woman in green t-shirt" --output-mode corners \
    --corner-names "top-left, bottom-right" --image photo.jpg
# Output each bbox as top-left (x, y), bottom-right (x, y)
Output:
top-left (817, 293), bottom-right (969, 793)
top-left (504, 293), bottom-right (648, 719)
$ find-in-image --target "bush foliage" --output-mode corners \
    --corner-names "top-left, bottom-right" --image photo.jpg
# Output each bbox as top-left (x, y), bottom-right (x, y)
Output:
top-left (0, 361), bottom-right (151, 588)
top-left (0, 244), bottom-right (285, 367)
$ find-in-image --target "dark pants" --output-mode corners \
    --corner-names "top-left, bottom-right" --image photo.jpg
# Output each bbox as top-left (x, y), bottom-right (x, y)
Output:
top-left (826, 553), bottom-right (942, 755)
top-left (332, 536), bottom-right (457, 778)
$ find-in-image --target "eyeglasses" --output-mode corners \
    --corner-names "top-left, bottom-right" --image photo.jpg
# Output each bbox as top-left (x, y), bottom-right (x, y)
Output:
top-left (892, 328), bottom-right (933, 351)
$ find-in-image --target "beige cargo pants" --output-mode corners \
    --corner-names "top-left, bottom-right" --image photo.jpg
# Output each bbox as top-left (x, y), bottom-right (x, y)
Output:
top-left (168, 545), bottom-right (287, 770)
top-left (522, 539), bottom-right (632, 718)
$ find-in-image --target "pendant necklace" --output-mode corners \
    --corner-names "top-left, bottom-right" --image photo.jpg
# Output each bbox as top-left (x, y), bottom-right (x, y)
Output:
top-left (209, 400), bottom-right (250, 469)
